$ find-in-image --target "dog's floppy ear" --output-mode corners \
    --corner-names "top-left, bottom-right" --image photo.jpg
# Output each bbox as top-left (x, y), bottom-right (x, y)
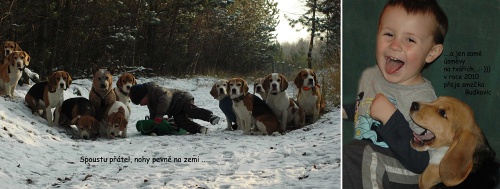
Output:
top-left (132, 74), bottom-right (137, 85)
top-left (71, 115), bottom-right (81, 125)
top-left (210, 84), bottom-right (217, 99)
top-left (294, 71), bottom-right (303, 88)
top-left (23, 51), bottom-right (30, 66)
top-left (262, 75), bottom-right (271, 92)
top-left (15, 42), bottom-right (22, 51)
top-left (439, 130), bottom-right (476, 186)
top-left (280, 74), bottom-right (288, 91)
top-left (65, 71), bottom-right (72, 88)
top-left (242, 79), bottom-right (249, 94)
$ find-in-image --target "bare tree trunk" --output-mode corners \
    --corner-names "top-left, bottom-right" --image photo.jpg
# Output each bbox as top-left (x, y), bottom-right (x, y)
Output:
top-left (307, 0), bottom-right (317, 69)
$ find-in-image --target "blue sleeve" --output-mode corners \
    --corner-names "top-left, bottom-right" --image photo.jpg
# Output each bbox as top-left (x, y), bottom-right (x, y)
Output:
top-left (376, 109), bottom-right (429, 173)
top-left (219, 96), bottom-right (237, 123)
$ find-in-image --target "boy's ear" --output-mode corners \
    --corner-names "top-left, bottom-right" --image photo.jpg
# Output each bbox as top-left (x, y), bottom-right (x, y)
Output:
top-left (425, 44), bottom-right (444, 63)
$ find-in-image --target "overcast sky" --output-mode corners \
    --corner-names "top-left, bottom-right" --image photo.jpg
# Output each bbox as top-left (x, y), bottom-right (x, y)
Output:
top-left (274, 0), bottom-right (310, 43)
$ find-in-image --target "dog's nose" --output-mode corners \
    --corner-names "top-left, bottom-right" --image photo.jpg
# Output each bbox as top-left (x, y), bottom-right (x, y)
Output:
top-left (308, 78), bottom-right (314, 83)
top-left (411, 102), bottom-right (420, 111)
top-left (272, 83), bottom-right (277, 88)
top-left (126, 86), bottom-right (131, 89)
top-left (100, 84), bottom-right (106, 88)
top-left (83, 135), bottom-right (89, 140)
top-left (60, 83), bottom-right (65, 88)
top-left (231, 88), bottom-right (237, 94)
top-left (257, 86), bottom-right (261, 90)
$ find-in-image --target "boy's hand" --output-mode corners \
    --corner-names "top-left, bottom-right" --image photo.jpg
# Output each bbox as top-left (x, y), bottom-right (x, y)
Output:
top-left (370, 93), bottom-right (396, 125)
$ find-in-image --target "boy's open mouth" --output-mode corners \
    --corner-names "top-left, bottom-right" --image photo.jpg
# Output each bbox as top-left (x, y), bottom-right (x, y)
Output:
top-left (386, 57), bottom-right (405, 74)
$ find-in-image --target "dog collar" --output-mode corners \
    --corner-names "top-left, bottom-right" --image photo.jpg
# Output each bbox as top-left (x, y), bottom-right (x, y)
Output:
top-left (118, 87), bottom-right (129, 96)
top-left (232, 94), bottom-right (246, 103)
top-left (303, 85), bottom-right (320, 91)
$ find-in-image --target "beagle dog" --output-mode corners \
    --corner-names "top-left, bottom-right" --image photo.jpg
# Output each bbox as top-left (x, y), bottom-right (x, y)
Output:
top-left (89, 64), bottom-right (117, 121)
top-left (0, 51), bottom-right (30, 97)
top-left (210, 79), bottom-right (236, 130)
top-left (104, 101), bottom-right (130, 138)
top-left (253, 78), bottom-right (267, 101)
top-left (410, 96), bottom-right (499, 189)
top-left (58, 97), bottom-right (99, 140)
top-left (25, 71), bottom-right (72, 126)
top-left (114, 73), bottom-right (136, 109)
top-left (1, 41), bottom-right (22, 65)
top-left (263, 73), bottom-right (305, 131)
top-left (228, 78), bottom-right (279, 135)
top-left (294, 68), bottom-right (325, 124)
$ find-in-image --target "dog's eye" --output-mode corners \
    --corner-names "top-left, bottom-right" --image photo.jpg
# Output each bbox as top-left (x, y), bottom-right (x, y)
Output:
top-left (277, 79), bottom-right (281, 82)
top-left (439, 109), bottom-right (447, 118)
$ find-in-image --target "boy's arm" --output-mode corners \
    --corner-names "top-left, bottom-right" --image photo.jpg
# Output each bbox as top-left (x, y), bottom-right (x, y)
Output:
top-left (371, 94), bottom-right (429, 173)
top-left (377, 110), bottom-right (429, 173)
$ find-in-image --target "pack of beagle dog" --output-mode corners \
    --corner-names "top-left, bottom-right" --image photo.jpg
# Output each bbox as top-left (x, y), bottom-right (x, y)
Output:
top-left (210, 68), bottom-right (326, 136)
top-left (1, 40), bottom-right (137, 140)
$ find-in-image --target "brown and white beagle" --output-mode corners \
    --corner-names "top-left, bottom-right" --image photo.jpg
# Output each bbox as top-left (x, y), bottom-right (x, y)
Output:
top-left (114, 72), bottom-right (136, 109)
top-left (0, 51), bottom-right (30, 97)
top-left (410, 96), bottom-right (499, 189)
top-left (104, 101), bottom-right (130, 138)
top-left (89, 64), bottom-right (117, 121)
top-left (294, 68), bottom-right (325, 124)
top-left (210, 79), bottom-right (235, 130)
top-left (58, 97), bottom-right (99, 140)
top-left (1, 41), bottom-right (22, 65)
top-left (263, 73), bottom-right (305, 131)
top-left (228, 78), bottom-right (279, 135)
top-left (253, 78), bottom-right (267, 101)
top-left (25, 71), bottom-right (72, 126)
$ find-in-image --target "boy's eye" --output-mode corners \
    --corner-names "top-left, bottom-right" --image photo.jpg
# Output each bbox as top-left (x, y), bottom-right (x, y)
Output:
top-left (383, 33), bottom-right (393, 37)
top-left (406, 38), bottom-right (416, 43)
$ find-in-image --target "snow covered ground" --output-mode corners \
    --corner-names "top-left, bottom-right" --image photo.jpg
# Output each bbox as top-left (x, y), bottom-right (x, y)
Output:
top-left (0, 75), bottom-right (340, 188)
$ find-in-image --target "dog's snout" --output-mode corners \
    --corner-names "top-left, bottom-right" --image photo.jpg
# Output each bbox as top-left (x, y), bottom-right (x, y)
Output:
top-left (411, 102), bottom-right (420, 111)
top-left (60, 83), bottom-right (65, 88)
top-left (231, 88), bottom-right (237, 94)
top-left (100, 84), bottom-right (106, 88)
top-left (82, 135), bottom-right (89, 140)
top-left (256, 86), bottom-right (262, 90)
top-left (272, 83), bottom-right (277, 88)
top-left (126, 86), bottom-right (131, 89)
top-left (308, 78), bottom-right (314, 83)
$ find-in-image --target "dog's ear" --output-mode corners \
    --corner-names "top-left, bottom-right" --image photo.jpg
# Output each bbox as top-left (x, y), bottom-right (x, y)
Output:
top-left (294, 71), bottom-right (303, 88)
top-left (108, 64), bottom-right (118, 75)
top-left (280, 74), bottom-right (288, 91)
top-left (91, 64), bottom-right (99, 75)
top-left (262, 75), bottom-right (271, 92)
top-left (15, 42), bottom-right (22, 51)
top-left (65, 71), bottom-right (72, 87)
top-left (23, 51), bottom-right (30, 66)
top-left (312, 70), bottom-right (318, 84)
top-left (132, 74), bottom-right (137, 85)
top-left (71, 115), bottom-right (81, 125)
top-left (439, 130), bottom-right (476, 186)
top-left (210, 84), bottom-right (217, 99)
top-left (242, 80), bottom-right (249, 94)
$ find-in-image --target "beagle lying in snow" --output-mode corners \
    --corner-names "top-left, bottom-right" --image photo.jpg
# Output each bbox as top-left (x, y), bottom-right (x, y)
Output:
top-left (228, 78), bottom-right (280, 135)
top-left (0, 51), bottom-right (30, 97)
top-left (89, 64), bottom-right (117, 121)
top-left (410, 96), bottom-right (499, 189)
top-left (253, 78), bottom-right (267, 101)
top-left (58, 97), bottom-right (99, 140)
top-left (263, 73), bottom-right (305, 131)
top-left (114, 72), bottom-right (136, 110)
top-left (294, 68), bottom-right (325, 124)
top-left (104, 101), bottom-right (130, 138)
top-left (25, 71), bottom-right (72, 126)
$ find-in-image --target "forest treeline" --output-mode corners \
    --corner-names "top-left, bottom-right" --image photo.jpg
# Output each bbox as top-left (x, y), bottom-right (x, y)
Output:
top-left (0, 0), bottom-right (339, 79)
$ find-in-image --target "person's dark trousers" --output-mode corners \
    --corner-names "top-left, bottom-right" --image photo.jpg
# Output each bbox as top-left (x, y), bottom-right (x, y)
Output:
top-left (173, 100), bottom-right (213, 134)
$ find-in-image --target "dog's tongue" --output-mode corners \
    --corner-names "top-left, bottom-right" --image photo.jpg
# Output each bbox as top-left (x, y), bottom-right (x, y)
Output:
top-left (386, 59), bottom-right (404, 74)
top-left (413, 130), bottom-right (435, 141)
